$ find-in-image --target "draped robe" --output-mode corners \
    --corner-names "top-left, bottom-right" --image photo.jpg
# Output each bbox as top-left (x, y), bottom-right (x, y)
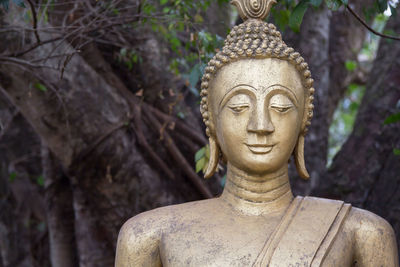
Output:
top-left (253, 196), bottom-right (351, 266)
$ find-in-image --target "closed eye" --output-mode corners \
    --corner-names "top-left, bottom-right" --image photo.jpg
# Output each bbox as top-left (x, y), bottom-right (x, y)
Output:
top-left (270, 105), bottom-right (293, 113)
top-left (228, 104), bottom-right (249, 113)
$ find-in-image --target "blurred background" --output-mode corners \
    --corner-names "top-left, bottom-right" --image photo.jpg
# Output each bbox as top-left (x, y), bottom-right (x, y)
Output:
top-left (0, 0), bottom-right (399, 266)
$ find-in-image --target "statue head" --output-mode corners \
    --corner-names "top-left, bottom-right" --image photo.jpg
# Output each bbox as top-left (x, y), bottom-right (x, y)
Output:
top-left (199, 0), bottom-right (314, 179)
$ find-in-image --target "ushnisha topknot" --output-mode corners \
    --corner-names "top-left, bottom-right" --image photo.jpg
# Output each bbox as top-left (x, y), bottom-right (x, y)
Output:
top-left (199, 18), bottom-right (315, 138)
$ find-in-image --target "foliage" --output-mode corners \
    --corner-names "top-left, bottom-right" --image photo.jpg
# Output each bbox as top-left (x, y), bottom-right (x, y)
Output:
top-left (384, 112), bottom-right (400, 125)
top-left (8, 171), bottom-right (16, 182)
top-left (274, 0), bottom-right (397, 33)
top-left (36, 175), bottom-right (45, 187)
top-left (345, 60), bottom-right (357, 72)
top-left (34, 82), bottom-right (48, 92)
top-left (135, 0), bottom-right (396, 99)
top-left (137, 0), bottom-right (228, 96)
top-left (195, 144), bottom-right (210, 174)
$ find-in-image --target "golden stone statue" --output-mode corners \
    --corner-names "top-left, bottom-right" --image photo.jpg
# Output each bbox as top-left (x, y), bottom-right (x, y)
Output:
top-left (115, 0), bottom-right (399, 266)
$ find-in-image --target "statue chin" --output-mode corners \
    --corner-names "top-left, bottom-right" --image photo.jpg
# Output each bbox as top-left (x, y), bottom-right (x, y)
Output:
top-left (115, 0), bottom-right (399, 266)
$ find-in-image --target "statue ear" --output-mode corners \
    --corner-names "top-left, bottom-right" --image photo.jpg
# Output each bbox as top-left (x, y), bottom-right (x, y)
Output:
top-left (204, 137), bottom-right (219, 179)
top-left (294, 134), bottom-right (310, 180)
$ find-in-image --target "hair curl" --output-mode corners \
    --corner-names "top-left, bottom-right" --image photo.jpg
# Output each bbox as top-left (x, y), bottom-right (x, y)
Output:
top-left (199, 19), bottom-right (314, 138)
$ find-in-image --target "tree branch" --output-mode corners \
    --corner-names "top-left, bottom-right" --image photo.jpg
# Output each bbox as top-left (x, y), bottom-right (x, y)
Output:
top-left (144, 108), bottom-right (213, 199)
top-left (147, 104), bottom-right (207, 146)
top-left (133, 106), bottom-right (176, 180)
top-left (346, 5), bottom-right (400, 41)
top-left (26, 0), bottom-right (41, 44)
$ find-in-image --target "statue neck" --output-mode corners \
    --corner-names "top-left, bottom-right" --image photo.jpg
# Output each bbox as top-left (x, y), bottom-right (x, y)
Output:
top-left (220, 164), bottom-right (293, 216)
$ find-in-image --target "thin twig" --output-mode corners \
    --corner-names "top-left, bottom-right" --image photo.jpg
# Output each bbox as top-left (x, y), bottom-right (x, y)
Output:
top-left (144, 108), bottom-right (213, 199)
top-left (133, 106), bottom-right (176, 180)
top-left (0, 56), bottom-right (60, 69)
top-left (71, 119), bottom-right (130, 168)
top-left (26, 0), bottom-right (41, 44)
top-left (147, 104), bottom-right (207, 146)
top-left (170, 130), bottom-right (200, 154)
top-left (12, 37), bottom-right (63, 57)
top-left (346, 5), bottom-right (400, 41)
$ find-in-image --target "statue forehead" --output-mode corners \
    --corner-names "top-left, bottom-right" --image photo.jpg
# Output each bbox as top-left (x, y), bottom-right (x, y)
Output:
top-left (210, 58), bottom-right (304, 102)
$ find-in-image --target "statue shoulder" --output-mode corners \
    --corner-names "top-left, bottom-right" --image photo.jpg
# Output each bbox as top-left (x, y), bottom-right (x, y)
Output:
top-left (345, 206), bottom-right (399, 266)
top-left (114, 206), bottom-right (172, 267)
top-left (115, 199), bottom-right (217, 266)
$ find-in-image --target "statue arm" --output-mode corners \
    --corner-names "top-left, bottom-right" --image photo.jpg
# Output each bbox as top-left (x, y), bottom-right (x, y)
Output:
top-left (352, 208), bottom-right (399, 267)
top-left (115, 215), bottom-right (162, 267)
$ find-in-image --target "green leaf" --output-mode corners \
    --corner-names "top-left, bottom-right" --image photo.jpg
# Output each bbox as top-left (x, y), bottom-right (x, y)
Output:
top-left (349, 102), bottom-right (359, 112)
top-left (310, 0), bottom-right (323, 7)
top-left (195, 147), bottom-right (205, 162)
top-left (394, 148), bottom-right (400, 156)
top-left (160, 0), bottom-right (168, 5)
top-left (347, 83), bottom-right (359, 92)
top-left (384, 112), bottom-right (400, 125)
top-left (188, 63), bottom-right (201, 95)
top-left (132, 54), bottom-right (138, 63)
top-left (169, 36), bottom-right (181, 53)
top-left (34, 82), bottom-right (47, 92)
top-left (289, 0), bottom-right (309, 33)
top-left (142, 4), bottom-right (155, 15)
top-left (345, 60), bottom-right (357, 71)
top-left (194, 14), bottom-right (204, 23)
top-left (202, 160), bottom-right (209, 174)
top-left (272, 9), bottom-right (290, 31)
top-left (195, 157), bottom-right (205, 173)
top-left (9, 172), bottom-right (16, 182)
top-left (36, 175), bottom-right (44, 187)
top-left (325, 0), bottom-right (343, 11)
top-left (177, 111), bottom-right (185, 119)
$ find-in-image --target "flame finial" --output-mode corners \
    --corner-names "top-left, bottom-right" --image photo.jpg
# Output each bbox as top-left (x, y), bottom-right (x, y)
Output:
top-left (231, 0), bottom-right (276, 21)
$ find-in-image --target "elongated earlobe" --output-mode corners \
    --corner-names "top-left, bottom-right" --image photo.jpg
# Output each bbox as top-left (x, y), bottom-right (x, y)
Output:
top-left (294, 134), bottom-right (310, 180)
top-left (204, 137), bottom-right (219, 179)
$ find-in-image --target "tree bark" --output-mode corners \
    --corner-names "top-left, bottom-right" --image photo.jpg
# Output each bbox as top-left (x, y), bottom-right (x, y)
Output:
top-left (0, 94), bottom-right (46, 266)
top-left (0, 3), bottom-right (217, 265)
top-left (290, 4), bottom-right (332, 194)
top-left (42, 145), bottom-right (77, 267)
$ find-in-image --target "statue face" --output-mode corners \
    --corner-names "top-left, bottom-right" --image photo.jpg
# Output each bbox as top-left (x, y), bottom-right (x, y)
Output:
top-left (210, 58), bottom-right (305, 174)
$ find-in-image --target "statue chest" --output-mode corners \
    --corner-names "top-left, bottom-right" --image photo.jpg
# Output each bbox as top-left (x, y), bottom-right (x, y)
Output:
top-left (157, 197), bottom-right (356, 266)
top-left (159, 217), bottom-right (276, 266)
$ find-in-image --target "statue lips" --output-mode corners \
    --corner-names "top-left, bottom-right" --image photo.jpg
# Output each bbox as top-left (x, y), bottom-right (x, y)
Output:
top-left (245, 143), bottom-right (275, 154)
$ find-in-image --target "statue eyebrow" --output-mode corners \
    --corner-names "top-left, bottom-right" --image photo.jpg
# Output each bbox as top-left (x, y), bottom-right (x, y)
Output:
top-left (264, 84), bottom-right (299, 107)
top-left (218, 84), bottom-right (256, 113)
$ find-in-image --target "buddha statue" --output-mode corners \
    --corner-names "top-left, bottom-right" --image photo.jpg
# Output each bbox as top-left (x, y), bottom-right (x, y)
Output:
top-left (115, 0), bottom-right (399, 266)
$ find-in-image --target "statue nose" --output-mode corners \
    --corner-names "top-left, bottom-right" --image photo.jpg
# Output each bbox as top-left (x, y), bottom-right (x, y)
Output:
top-left (247, 108), bottom-right (275, 134)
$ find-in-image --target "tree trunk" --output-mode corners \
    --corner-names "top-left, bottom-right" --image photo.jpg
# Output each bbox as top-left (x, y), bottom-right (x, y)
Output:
top-left (42, 145), bottom-right (77, 267)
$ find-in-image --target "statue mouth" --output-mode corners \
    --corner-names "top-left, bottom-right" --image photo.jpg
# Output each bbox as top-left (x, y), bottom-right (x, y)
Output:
top-left (245, 143), bottom-right (275, 154)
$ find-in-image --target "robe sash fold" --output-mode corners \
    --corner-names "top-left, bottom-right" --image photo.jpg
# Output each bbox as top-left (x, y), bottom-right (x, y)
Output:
top-left (253, 196), bottom-right (351, 267)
